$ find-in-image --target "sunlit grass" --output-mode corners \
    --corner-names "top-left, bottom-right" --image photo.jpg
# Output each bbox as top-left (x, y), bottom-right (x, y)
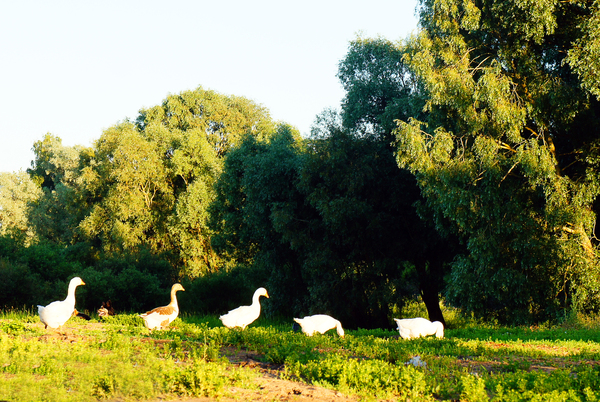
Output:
top-left (2, 307), bottom-right (600, 401)
top-left (0, 312), bottom-right (257, 401)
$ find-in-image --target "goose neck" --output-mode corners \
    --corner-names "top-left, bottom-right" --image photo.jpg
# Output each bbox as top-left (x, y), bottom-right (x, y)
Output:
top-left (170, 289), bottom-right (179, 308)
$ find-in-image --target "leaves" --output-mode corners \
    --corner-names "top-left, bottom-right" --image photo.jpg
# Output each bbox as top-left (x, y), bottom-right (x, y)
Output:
top-left (396, 0), bottom-right (600, 322)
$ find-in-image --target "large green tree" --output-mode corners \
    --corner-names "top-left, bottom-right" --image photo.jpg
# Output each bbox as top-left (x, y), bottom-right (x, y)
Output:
top-left (27, 134), bottom-right (93, 245)
top-left (297, 123), bottom-right (435, 328)
top-left (0, 171), bottom-right (42, 241)
top-left (395, 0), bottom-right (600, 322)
top-left (76, 87), bottom-right (275, 278)
top-left (337, 36), bottom-right (425, 140)
top-left (336, 37), bottom-right (457, 324)
top-left (211, 112), bottom-right (453, 327)
top-left (210, 124), bottom-right (308, 316)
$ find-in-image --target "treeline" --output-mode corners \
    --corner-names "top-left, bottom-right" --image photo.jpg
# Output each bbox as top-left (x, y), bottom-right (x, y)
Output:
top-left (1, 0), bottom-right (600, 326)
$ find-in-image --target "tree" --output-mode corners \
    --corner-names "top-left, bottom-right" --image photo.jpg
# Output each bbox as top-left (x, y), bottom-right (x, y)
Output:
top-left (395, 0), bottom-right (600, 322)
top-left (297, 123), bottom-right (431, 328)
top-left (337, 36), bottom-right (425, 140)
top-left (336, 38), bottom-right (456, 325)
top-left (79, 87), bottom-right (275, 278)
top-left (27, 134), bottom-right (92, 244)
top-left (210, 124), bottom-right (308, 316)
top-left (211, 113), bottom-right (453, 328)
top-left (79, 122), bottom-right (174, 255)
top-left (0, 171), bottom-right (41, 241)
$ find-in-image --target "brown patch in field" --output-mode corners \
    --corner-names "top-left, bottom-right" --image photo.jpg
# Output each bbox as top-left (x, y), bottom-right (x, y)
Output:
top-left (452, 354), bottom-right (599, 375)
top-left (484, 340), bottom-right (577, 357)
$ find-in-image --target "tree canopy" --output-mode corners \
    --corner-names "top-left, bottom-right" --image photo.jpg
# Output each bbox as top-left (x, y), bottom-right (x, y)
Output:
top-left (395, 0), bottom-right (600, 322)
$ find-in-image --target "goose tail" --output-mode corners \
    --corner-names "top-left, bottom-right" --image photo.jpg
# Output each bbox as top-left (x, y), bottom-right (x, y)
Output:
top-left (433, 321), bottom-right (444, 338)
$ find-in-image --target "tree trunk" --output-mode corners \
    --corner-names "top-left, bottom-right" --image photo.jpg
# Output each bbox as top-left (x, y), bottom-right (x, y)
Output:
top-left (416, 258), bottom-right (446, 327)
top-left (420, 283), bottom-right (445, 326)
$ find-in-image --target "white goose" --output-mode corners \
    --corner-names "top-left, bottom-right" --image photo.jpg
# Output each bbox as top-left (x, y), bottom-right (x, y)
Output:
top-left (220, 287), bottom-right (269, 329)
top-left (394, 317), bottom-right (444, 339)
top-left (293, 314), bottom-right (345, 337)
top-left (139, 283), bottom-right (185, 330)
top-left (38, 277), bottom-right (86, 329)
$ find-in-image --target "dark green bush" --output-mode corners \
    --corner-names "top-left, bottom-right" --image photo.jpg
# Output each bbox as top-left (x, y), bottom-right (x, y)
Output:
top-left (0, 258), bottom-right (50, 308)
top-left (180, 263), bottom-right (268, 315)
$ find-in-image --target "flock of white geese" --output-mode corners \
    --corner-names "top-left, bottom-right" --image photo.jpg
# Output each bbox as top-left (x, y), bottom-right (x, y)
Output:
top-left (37, 277), bottom-right (444, 339)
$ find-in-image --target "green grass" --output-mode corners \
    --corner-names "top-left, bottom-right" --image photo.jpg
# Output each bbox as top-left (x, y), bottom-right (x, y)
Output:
top-left (1, 308), bottom-right (600, 401)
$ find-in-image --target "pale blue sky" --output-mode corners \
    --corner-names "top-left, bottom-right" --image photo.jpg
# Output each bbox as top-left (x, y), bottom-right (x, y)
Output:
top-left (0, 0), bottom-right (419, 173)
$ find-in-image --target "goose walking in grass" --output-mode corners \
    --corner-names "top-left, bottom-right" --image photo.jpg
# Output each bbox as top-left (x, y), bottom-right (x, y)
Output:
top-left (293, 314), bottom-right (345, 337)
top-left (394, 317), bottom-right (444, 339)
top-left (219, 287), bottom-right (269, 329)
top-left (38, 277), bottom-right (86, 329)
top-left (139, 283), bottom-right (185, 331)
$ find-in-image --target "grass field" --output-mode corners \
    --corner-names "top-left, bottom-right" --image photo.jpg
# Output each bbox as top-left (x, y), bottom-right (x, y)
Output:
top-left (1, 308), bottom-right (600, 401)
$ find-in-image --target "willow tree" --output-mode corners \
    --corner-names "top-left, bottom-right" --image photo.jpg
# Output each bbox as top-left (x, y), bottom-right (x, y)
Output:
top-left (0, 171), bottom-right (42, 241)
top-left (338, 36), bottom-right (424, 140)
top-left (79, 87), bottom-right (275, 278)
top-left (336, 37), bottom-right (455, 325)
top-left (395, 0), bottom-right (600, 322)
top-left (27, 134), bottom-right (93, 245)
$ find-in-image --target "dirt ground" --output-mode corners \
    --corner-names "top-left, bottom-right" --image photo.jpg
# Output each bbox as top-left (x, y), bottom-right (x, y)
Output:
top-left (160, 372), bottom-right (357, 402)
top-left (148, 345), bottom-right (357, 402)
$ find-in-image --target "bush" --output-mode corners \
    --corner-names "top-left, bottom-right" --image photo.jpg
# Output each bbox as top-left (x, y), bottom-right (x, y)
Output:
top-left (77, 266), bottom-right (164, 313)
top-left (180, 263), bottom-right (267, 315)
top-left (0, 258), bottom-right (49, 308)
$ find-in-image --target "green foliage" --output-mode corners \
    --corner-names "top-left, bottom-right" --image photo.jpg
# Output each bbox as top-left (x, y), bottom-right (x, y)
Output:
top-left (5, 7), bottom-right (600, 327)
top-left (0, 233), bottom-right (177, 313)
top-left (27, 133), bottom-right (92, 244)
top-left (162, 359), bottom-right (243, 398)
top-left (565, 2), bottom-right (600, 99)
top-left (337, 36), bottom-right (425, 140)
top-left (0, 258), bottom-right (48, 308)
top-left (2, 310), bottom-right (600, 401)
top-left (395, 0), bottom-right (600, 323)
top-left (179, 262), bottom-right (268, 315)
top-left (288, 353), bottom-right (431, 400)
top-left (24, 88), bottom-right (276, 280)
top-left (296, 127), bottom-right (431, 327)
top-left (211, 121), bottom-right (441, 327)
top-left (210, 124), bottom-right (308, 317)
top-left (0, 171), bottom-right (42, 240)
top-left (0, 317), bottom-right (257, 401)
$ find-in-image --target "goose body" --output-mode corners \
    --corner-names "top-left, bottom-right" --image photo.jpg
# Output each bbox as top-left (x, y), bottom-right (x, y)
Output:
top-left (394, 317), bottom-right (444, 339)
top-left (38, 277), bottom-right (86, 329)
top-left (220, 287), bottom-right (269, 329)
top-left (140, 283), bottom-right (184, 330)
top-left (293, 314), bottom-right (345, 337)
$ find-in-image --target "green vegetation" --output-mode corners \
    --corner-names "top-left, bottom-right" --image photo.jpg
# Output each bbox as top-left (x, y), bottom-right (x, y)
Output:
top-left (1, 0), bottom-right (600, 335)
top-left (395, 0), bottom-right (600, 322)
top-left (2, 1), bottom-right (599, 397)
top-left (1, 310), bottom-right (600, 401)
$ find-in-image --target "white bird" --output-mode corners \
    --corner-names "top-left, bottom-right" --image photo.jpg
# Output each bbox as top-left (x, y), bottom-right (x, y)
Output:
top-left (394, 317), bottom-right (444, 339)
top-left (293, 314), bottom-right (345, 337)
top-left (139, 283), bottom-right (185, 330)
top-left (38, 277), bottom-right (86, 329)
top-left (219, 287), bottom-right (269, 329)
